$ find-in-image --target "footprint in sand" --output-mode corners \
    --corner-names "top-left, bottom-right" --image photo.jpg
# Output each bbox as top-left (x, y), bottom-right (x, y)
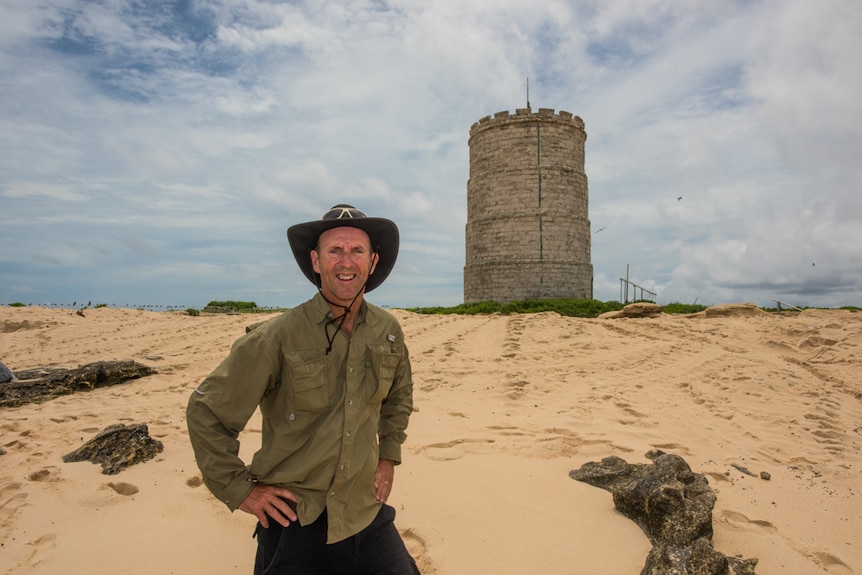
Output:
top-left (28, 467), bottom-right (60, 482)
top-left (1, 421), bottom-right (23, 433)
top-left (78, 482), bottom-right (139, 506)
top-left (0, 481), bottom-right (24, 498)
top-left (616, 401), bottom-right (646, 418)
top-left (704, 471), bottom-right (731, 483)
top-left (20, 533), bottom-right (58, 567)
top-left (808, 550), bottom-right (853, 575)
top-left (419, 438), bottom-right (496, 460)
top-left (489, 425), bottom-right (527, 437)
top-left (107, 482), bottom-right (139, 496)
top-left (0, 488), bottom-right (29, 521)
top-left (652, 442), bottom-right (692, 456)
top-left (400, 527), bottom-right (434, 573)
top-left (719, 510), bottom-right (777, 533)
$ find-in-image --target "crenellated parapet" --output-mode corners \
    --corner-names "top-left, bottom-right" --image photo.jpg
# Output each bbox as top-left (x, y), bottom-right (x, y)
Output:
top-left (470, 108), bottom-right (586, 135)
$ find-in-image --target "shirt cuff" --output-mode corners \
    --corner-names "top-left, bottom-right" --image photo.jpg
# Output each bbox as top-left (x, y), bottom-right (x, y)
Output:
top-left (216, 471), bottom-right (257, 511)
top-left (378, 438), bottom-right (402, 465)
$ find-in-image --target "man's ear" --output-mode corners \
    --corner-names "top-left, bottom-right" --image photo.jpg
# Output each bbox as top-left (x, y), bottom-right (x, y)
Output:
top-left (369, 252), bottom-right (379, 275)
top-left (310, 249), bottom-right (321, 274)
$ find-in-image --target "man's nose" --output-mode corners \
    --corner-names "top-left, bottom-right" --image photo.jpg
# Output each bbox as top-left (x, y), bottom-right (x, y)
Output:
top-left (336, 252), bottom-right (360, 264)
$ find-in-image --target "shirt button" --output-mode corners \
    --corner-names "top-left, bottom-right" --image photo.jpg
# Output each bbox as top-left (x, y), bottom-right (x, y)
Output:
top-left (346, 432), bottom-right (351, 437)
top-left (330, 492), bottom-right (335, 497)
top-left (348, 400), bottom-right (353, 406)
top-left (349, 367), bottom-right (354, 373)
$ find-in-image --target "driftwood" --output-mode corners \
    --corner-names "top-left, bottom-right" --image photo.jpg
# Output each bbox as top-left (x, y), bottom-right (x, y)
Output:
top-left (570, 451), bottom-right (759, 575)
top-left (63, 423), bottom-right (163, 475)
top-left (0, 360), bottom-right (156, 408)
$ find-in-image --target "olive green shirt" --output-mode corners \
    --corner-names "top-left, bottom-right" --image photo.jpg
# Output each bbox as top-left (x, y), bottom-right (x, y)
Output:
top-left (186, 293), bottom-right (413, 543)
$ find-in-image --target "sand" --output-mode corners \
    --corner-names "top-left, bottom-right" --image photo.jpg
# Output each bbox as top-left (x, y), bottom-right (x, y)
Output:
top-left (1, 304), bottom-right (860, 574)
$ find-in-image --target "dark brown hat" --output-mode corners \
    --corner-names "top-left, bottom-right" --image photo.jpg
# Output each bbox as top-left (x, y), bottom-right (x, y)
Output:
top-left (287, 204), bottom-right (399, 293)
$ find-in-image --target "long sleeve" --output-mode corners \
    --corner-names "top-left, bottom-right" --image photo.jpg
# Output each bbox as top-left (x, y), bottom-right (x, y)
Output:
top-left (378, 337), bottom-right (413, 464)
top-left (186, 329), bottom-right (281, 510)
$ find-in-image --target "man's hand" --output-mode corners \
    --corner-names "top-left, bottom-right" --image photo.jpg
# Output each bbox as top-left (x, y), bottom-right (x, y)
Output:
top-left (374, 458), bottom-right (395, 503)
top-left (238, 483), bottom-right (298, 528)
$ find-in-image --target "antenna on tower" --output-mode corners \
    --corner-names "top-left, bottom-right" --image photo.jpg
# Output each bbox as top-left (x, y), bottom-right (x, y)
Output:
top-left (526, 77), bottom-right (531, 110)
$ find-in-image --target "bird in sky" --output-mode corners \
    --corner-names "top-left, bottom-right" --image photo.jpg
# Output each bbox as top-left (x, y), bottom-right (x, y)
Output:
top-left (677, 196), bottom-right (683, 201)
top-left (595, 227), bottom-right (606, 234)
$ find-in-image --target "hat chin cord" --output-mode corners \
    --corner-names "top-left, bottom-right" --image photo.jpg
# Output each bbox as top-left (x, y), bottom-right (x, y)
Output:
top-left (319, 262), bottom-right (373, 355)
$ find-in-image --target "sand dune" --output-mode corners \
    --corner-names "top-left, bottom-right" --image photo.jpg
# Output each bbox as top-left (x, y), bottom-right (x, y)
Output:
top-left (1, 305), bottom-right (860, 574)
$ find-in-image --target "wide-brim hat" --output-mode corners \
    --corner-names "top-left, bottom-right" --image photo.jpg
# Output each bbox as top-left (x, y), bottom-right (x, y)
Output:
top-left (287, 204), bottom-right (399, 293)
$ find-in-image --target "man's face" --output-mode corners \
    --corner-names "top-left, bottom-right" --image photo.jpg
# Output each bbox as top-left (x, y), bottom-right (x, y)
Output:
top-left (311, 226), bottom-right (379, 307)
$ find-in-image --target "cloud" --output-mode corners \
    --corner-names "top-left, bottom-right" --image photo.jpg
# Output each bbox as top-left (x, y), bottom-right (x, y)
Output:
top-left (1, 0), bottom-right (860, 309)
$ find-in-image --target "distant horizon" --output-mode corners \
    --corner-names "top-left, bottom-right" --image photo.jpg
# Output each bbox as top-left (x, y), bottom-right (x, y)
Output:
top-left (5, 297), bottom-right (858, 312)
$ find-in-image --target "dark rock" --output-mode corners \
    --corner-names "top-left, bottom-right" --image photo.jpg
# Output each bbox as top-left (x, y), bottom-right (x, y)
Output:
top-left (571, 452), bottom-right (759, 575)
top-left (62, 423), bottom-right (163, 475)
top-left (0, 360), bottom-right (17, 384)
top-left (0, 360), bottom-right (156, 408)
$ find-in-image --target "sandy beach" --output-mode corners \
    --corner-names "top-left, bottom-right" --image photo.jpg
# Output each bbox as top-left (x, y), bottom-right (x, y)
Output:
top-left (1, 304), bottom-right (860, 574)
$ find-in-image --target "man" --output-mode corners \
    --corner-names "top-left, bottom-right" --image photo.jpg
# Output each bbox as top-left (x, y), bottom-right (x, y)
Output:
top-left (187, 204), bottom-right (418, 574)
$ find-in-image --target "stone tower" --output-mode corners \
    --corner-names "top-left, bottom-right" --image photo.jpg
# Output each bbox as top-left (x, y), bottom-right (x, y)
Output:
top-left (464, 107), bottom-right (592, 303)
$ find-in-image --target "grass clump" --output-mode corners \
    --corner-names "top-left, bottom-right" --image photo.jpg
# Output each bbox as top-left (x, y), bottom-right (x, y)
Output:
top-left (407, 298), bottom-right (626, 318)
top-left (207, 300), bottom-right (258, 310)
top-left (663, 302), bottom-right (708, 314)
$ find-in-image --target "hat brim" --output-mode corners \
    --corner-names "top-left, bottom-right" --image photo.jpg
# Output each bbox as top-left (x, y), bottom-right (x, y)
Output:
top-left (287, 217), bottom-right (399, 293)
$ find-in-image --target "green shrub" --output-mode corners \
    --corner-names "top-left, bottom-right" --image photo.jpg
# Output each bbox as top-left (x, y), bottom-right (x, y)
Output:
top-left (663, 302), bottom-right (708, 314)
top-left (407, 299), bottom-right (626, 318)
top-left (8, 302), bottom-right (26, 307)
top-left (186, 308), bottom-right (200, 317)
top-left (207, 300), bottom-right (258, 310)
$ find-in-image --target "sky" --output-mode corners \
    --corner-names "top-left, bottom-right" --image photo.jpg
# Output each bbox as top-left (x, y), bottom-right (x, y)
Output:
top-left (1, 0), bottom-right (860, 310)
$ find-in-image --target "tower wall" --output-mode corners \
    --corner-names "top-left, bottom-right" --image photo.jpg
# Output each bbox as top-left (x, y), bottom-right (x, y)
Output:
top-left (464, 108), bottom-right (592, 303)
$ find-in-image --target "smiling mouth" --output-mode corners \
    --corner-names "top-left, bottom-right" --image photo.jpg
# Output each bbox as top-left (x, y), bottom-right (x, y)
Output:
top-left (336, 274), bottom-right (357, 281)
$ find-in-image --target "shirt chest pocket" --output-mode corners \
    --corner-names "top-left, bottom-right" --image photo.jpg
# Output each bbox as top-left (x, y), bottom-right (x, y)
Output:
top-left (285, 354), bottom-right (334, 412)
top-left (366, 344), bottom-right (401, 403)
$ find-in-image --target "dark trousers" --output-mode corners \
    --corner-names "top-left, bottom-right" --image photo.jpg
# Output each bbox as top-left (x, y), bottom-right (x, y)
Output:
top-left (253, 504), bottom-right (420, 575)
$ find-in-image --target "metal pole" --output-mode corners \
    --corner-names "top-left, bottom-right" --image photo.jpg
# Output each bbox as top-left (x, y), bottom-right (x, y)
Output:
top-left (625, 264), bottom-right (630, 303)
